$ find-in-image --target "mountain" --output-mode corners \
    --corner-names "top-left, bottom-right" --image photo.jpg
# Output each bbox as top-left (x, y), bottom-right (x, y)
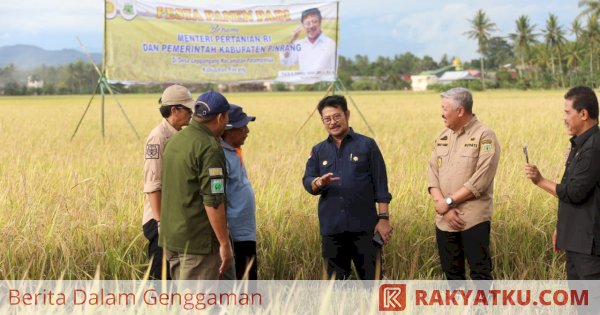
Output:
top-left (0, 45), bottom-right (102, 69)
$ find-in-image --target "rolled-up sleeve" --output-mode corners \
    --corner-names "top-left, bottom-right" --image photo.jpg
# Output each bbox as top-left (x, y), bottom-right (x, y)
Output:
top-left (463, 129), bottom-right (501, 198)
top-left (369, 140), bottom-right (392, 203)
top-left (302, 147), bottom-right (321, 195)
top-left (427, 141), bottom-right (440, 192)
top-left (143, 135), bottom-right (163, 193)
top-left (556, 146), bottom-right (600, 204)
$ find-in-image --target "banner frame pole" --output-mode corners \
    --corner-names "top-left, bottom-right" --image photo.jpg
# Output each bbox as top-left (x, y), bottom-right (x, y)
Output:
top-left (337, 79), bottom-right (375, 137)
top-left (295, 83), bottom-right (335, 136)
top-left (70, 34), bottom-right (140, 141)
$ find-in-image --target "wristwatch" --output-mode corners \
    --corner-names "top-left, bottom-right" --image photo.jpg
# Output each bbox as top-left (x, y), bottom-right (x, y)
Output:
top-left (377, 213), bottom-right (390, 220)
top-left (445, 196), bottom-right (457, 208)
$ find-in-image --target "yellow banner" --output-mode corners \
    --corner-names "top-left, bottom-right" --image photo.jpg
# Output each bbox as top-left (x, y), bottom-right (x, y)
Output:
top-left (105, 1), bottom-right (338, 84)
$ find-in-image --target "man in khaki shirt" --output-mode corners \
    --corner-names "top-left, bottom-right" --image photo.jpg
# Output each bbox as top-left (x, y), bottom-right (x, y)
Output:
top-left (143, 84), bottom-right (194, 280)
top-left (427, 87), bottom-right (500, 280)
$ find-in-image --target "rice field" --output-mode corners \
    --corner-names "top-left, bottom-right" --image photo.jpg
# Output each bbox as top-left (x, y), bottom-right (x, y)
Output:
top-left (0, 89), bottom-right (572, 280)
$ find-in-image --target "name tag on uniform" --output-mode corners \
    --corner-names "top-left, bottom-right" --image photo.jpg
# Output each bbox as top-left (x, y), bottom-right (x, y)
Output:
top-left (211, 178), bottom-right (224, 194)
top-left (209, 168), bottom-right (223, 177)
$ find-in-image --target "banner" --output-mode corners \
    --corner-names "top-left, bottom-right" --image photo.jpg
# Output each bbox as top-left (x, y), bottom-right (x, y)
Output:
top-left (104, 0), bottom-right (339, 84)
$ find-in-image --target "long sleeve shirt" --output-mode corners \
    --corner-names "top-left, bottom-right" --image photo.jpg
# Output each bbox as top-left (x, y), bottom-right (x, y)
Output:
top-left (556, 125), bottom-right (600, 255)
top-left (303, 129), bottom-right (392, 236)
top-left (428, 116), bottom-right (501, 232)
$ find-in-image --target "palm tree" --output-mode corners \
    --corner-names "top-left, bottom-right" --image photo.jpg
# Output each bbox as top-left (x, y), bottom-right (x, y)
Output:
top-left (531, 44), bottom-right (549, 82)
top-left (584, 14), bottom-right (600, 85)
top-left (543, 14), bottom-right (566, 87)
top-left (578, 0), bottom-right (600, 19)
top-left (565, 41), bottom-right (584, 85)
top-left (509, 15), bottom-right (539, 80)
top-left (465, 9), bottom-right (497, 89)
top-left (571, 19), bottom-right (584, 41)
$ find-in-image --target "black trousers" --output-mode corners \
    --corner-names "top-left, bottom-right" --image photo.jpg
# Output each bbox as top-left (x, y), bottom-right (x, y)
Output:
top-left (322, 231), bottom-right (382, 280)
top-left (436, 221), bottom-right (492, 280)
top-left (233, 241), bottom-right (258, 280)
top-left (566, 250), bottom-right (600, 280)
top-left (142, 219), bottom-right (171, 280)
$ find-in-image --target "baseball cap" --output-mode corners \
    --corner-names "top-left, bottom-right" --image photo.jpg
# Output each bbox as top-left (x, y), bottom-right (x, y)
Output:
top-left (195, 91), bottom-right (231, 116)
top-left (225, 105), bottom-right (256, 130)
top-left (159, 84), bottom-right (195, 110)
top-left (301, 8), bottom-right (321, 22)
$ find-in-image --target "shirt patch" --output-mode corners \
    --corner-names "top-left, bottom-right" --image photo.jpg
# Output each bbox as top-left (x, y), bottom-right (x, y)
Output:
top-left (145, 144), bottom-right (159, 159)
top-left (480, 138), bottom-right (494, 155)
top-left (437, 157), bottom-right (443, 168)
top-left (322, 160), bottom-right (328, 166)
top-left (211, 178), bottom-right (224, 194)
top-left (208, 168), bottom-right (223, 177)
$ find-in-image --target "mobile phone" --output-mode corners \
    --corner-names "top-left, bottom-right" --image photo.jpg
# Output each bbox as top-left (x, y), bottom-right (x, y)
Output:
top-left (373, 232), bottom-right (384, 246)
top-left (523, 145), bottom-right (529, 164)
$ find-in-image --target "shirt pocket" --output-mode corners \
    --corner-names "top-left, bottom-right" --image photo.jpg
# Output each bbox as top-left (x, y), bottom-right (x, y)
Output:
top-left (570, 150), bottom-right (592, 175)
top-left (319, 158), bottom-right (335, 175)
top-left (350, 151), bottom-right (369, 173)
top-left (435, 146), bottom-right (449, 170)
top-left (459, 149), bottom-right (479, 174)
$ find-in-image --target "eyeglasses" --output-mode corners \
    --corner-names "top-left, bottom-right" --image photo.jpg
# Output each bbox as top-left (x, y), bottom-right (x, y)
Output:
top-left (321, 113), bottom-right (343, 124)
top-left (303, 17), bottom-right (320, 28)
top-left (175, 105), bottom-right (192, 114)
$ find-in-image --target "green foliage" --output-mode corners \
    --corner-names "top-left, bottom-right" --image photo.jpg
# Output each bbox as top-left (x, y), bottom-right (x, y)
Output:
top-left (350, 78), bottom-right (378, 90)
top-left (271, 82), bottom-right (290, 92)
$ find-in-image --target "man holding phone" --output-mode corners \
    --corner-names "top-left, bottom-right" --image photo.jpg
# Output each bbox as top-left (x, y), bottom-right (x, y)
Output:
top-left (303, 95), bottom-right (392, 280)
top-left (525, 86), bottom-right (600, 280)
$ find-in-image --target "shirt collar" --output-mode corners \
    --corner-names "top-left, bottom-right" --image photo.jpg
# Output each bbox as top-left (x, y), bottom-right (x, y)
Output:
top-left (189, 119), bottom-right (214, 137)
top-left (455, 115), bottom-right (478, 135)
top-left (570, 125), bottom-right (599, 149)
top-left (326, 127), bottom-right (355, 143)
top-left (221, 139), bottom-right (236, 151)
top-left (161, 118), bottom-right (178, 135)
top-left (309, 32), bottom-right (326, 45)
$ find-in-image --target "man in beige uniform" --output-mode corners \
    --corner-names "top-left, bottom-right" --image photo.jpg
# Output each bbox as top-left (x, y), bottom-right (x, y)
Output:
top-left (427, 87), bottom-right (500, 280)
top-left (143, 84), bottom-right (194, 280)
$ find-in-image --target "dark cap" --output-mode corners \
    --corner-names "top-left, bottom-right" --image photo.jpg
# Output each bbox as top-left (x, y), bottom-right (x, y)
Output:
top-left (225, 104), bottom-right (256, 130)
top-left (301, 8), bottom-right (321, 22)
top-left (194, 91), bottom-right (230, 116)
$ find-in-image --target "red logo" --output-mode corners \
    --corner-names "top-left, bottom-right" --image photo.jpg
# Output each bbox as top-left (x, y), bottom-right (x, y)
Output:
top-left (379, 284), bottom-right (406, 311)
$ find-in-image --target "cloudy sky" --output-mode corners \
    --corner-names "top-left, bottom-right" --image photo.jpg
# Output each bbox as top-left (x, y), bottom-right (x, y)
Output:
top-left (0, 0), bottom-right (582, 62)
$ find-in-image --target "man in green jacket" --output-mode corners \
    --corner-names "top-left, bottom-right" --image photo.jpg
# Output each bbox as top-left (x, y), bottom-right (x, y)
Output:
top-left (159, 90), bottom-right (233, 280)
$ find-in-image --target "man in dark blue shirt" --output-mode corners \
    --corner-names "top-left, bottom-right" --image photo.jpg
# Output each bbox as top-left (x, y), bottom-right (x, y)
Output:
top-left (303, 95), bottom-right (393, 280)
top-left (525, 86), bottom-right (600, 279)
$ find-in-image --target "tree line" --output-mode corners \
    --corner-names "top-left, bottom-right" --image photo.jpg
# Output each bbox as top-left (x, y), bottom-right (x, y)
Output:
top-left (1, 1), bottom-right (599, 95)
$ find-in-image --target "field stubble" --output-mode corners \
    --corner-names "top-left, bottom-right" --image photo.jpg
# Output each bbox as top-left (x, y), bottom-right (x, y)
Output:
top-left (0, 90), bottom-right (568, 279)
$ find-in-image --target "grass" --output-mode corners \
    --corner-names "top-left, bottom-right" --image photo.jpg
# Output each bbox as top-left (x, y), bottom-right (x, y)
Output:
top-left (0, 90), bottom-right (570, 280)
